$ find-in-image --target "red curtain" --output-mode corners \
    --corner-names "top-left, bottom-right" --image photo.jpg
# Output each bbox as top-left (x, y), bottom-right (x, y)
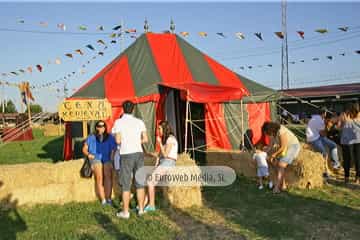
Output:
top-left (247, 102), bottom-right (271, 146)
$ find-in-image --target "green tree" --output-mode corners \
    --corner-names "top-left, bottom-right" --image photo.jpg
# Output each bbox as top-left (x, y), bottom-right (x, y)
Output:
top-left (25, 104), bottom-right (43, 114)
top-left (2, 100), bottom-right (17, 113)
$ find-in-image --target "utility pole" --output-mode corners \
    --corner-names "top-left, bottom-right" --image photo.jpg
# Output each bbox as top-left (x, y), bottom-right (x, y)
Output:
top-left (120, 19), bottom-right (124, 53)
top-left (281, 0), bottom-right (290, 89)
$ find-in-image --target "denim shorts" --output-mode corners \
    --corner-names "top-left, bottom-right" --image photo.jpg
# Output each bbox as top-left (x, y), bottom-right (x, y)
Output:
top-left (90, 159), bottom-right (102, 167)
top-left (257, 167), bottom-right (269, 177)
top-left (279, 143), bottom-right (301, 165)
top-left (159, 158), bottom-right (176, 167)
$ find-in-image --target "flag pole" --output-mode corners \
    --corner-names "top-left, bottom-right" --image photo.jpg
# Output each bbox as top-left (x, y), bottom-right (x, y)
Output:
top-left (26, 92), bottom-right (32, 126)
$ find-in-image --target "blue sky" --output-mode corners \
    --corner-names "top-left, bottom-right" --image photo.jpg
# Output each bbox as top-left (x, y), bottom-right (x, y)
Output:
top-left (0, 1), bottom-right (359, 112)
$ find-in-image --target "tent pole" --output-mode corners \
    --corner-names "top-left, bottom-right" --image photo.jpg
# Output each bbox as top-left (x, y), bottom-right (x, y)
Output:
top-left (240, 99), bottom-right (244, 149)
top-left (184, 96), bottom-right (189, 153)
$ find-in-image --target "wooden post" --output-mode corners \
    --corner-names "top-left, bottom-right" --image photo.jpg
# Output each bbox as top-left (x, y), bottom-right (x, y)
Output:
top-left (184, 99), bottom-right (189, 153)
top-left (26, 97), bottom-right (32, 126)
top-left (82, 120), bottom-right (88, 138)
top-left (240, 99), bottom-right (244, 149)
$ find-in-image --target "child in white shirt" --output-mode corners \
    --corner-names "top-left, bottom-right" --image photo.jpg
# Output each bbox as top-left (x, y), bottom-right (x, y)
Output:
top-left (252, 145), bottom-right (273, 190)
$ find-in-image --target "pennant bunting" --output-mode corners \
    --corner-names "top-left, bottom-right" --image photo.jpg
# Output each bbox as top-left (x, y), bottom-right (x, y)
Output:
top-left (315, 29), bottom-right (328, 34)
top-left (198, 32), bottom-right (207, 37)
top-left (86, 44), bottom-right (95, 51)
top-left (275, 32), bottom-right (284, 39)
top-left (312, 58), bottom-right (319, 61)
top-left (36, 64), bottom-right (43, 72)
top-left (65, 53), bottom-right (73, 58)
top-left (327, 56), bottom-right (333, 60)
top-left (180, 31), bottom-right (189, 37)
top-left (338, 27), bottom-right (349, 32)
top-left (75, 49), bottom-right (84, 55)
top-left (97, 39), bottom-right (106, 45)
top-left (11, 72), bottom-right (18, 76)
top-left (39, 21), bottom-right (48, 27)
top-left (216, 32), bottom-right (226, 38)
top-left (239, 66), bottom-right (245, 70)
top-left (297, 31), bottom-right (305, 39)
top-left (97, 25), bottom-right (104, 31)
top-left (267, 64), bottom-right (273, 67)
top-left (290, 61), bottom-right (295, 64)
top-left (130, 35), bottom-right (137, 39)
top-left (2, 73), bottom-right (7, 77)
top-left (55, 58), bottom-right (61, 64)
top-left (254, 32), bottom-right (263, 41)
top-left (355, 50), bottom-right (360, 54)
top-left (57, 23), bottom-right (66, 31)
top-left (300, 60), bottom-right (305, 63)
top-left (125, 29), bottom-right (136, 33)
top-left (98, 52), bottom-right (104, 56)
top-left (17, 19), bottom-right (25, 24)
top-left (87, 61), bottom-right (90, 64)
top-left (19, 69), bottom-right (25, 73)
top-left (235, 32), bottom-right (245, 40)
top-left (112, 25), bottom-right (122, 31)
top-left (109, 33), bottom-right (117, 38)
top-left (340, 53), bottom-right (346, 56)
top-left (111, 40), bottom-right (117, 44)
top-left (78, 25), bottom-right (87, 31)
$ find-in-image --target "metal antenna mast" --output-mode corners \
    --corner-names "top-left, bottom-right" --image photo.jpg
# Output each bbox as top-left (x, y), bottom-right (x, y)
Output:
top-left (281, 0), bottom-right (290, 89)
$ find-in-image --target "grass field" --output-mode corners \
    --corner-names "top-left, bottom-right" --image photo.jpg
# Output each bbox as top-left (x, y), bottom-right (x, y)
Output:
top-left (1, 127), bottom-right (360, 239)
top-left (0, 128), bottom-right (63, 165)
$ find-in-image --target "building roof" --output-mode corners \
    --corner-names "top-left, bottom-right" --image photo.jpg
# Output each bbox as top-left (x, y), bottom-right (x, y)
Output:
top-left (280, 82), bottom-right (360, 99)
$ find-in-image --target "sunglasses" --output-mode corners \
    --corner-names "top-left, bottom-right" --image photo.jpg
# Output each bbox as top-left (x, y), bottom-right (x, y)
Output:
top-left (96, 124), bottom-right (105, 128)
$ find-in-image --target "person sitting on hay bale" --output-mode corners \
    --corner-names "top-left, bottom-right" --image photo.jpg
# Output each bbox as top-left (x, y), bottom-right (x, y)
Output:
top-left (306, 108), bottom-right (341, 178)
top-left (339, 102), bottom-right (360, 184)
top-left (82, 120), bottom-right (117, 206)
top-left (262, 122), bottom-right (301, 193)
top-left (145, 120), bottom-right (178, 212)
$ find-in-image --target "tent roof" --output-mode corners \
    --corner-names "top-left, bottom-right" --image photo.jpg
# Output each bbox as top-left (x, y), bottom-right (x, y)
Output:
top-left (71, 33), bottom-right (275, 105)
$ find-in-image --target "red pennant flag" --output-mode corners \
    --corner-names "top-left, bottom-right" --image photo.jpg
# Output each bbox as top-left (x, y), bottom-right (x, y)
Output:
top-left (297, 31), bottom-right (305, 39)
top-left (36, 64), bottom-right (43, 72)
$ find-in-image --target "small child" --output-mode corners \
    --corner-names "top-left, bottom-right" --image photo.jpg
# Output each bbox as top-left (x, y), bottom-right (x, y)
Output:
top-left (252, 146), bottom-right (273, 190)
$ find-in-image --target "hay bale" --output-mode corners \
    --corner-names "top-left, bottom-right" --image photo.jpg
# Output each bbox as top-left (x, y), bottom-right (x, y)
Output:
top-left (43, 124), bottom-right (63, 136)
top-left (206, 144), bottom-right (325, 189)
top-left (0, 160), bottom-right (97, 208)
top-left (162, 153), bottom-right (203, 209)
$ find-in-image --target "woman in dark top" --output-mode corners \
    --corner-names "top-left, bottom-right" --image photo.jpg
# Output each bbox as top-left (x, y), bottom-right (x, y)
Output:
top-left (82, 120), bottom-right (117, 205)
top-left (340, 103), bottom-right (360, 184)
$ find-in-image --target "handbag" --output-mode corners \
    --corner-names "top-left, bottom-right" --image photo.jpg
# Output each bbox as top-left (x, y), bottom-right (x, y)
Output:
top-left (80, 157), bottom-right (93, 178)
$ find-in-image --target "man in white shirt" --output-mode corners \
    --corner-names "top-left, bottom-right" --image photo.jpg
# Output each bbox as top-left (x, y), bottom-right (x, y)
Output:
top-left (112, 100), bottom-right (148, 219)
top-left (306, 108), bottom-right (341, 173)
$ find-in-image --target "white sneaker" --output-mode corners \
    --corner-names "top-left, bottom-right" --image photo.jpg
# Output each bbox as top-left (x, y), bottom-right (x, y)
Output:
top-left (116, 211), bottom-right (130, 219)
top-left (258, 185), bottom-right (264, 190)
top-left (268, 181), bottom-right (274, 189)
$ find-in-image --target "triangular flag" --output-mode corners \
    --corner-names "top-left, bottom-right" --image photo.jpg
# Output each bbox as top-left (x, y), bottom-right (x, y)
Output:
top-left (11, 71), bottom-right (18, 76)
top-left (98, 52), bottom-right (104, 56)
top-left (290, 61), bottom-right (296, 64)
top-left (17, 18), bottom-right (25, 24)
top-left (109, 33), bottom-right (117, 38)
top-left (87, 61), bottom-right (90, 64)
top-left (180, 32), bottom-right (189, 37)
top-left (97, 25), bottom-right (104, 31)
top-left (275, 32), bottom-right (284, 39)
top-left (239, 66), bottom-right (245, 70)
top-left (19, 69), bottom-right (25, 73)
top-left (340, 53), bottom-right (346, 56)
top-left (130, 35), bottom-right (137, 39)
top-left (327, 56), bottom-right (333, 60)
top-left (297, 31), bottom-right (305, 39)
top-left (55, 58), bottom-right (61, 64)
top-left (198, 32), bottom-right (207, 37)
top-left (72, 71), bottom-right (75, 75)
top-left (300, 60), bottom-right (305, 63)
top-left (355, 50), bottom-right (360, 54)
top-left (312, 58), bottom-right (319, 61)
top-left (315, 29), bottom-right (328, 34)
top-left (75, 49), bottom-right (84, 55)
top-left (267, 64), bottom-right (273, 67)
top-left (39, 21), bottom-right (48, 27)
top-left (36, 64), bottom-right (43, 72)
top-left (80, 69), bottom-right (86, 74)
top-left (248, 66), bottom-right (253, 69)
top-left (57, 23), bottom-right (66, 31)
top-left (92, 56), bottom-right (97, 60)
top-left (65, 53), bottom-right (73, 58)
top-left (235, 32), bottom-right (245, 40)
top-left (338, 27), bottom-right (349, 32)
top-left (112, 25), bottom-right (122, 31)
top-left (111, 40), bottom-right (117, 44)
top-left (2, 73), bottom-right (7, 77)
top-left (27, 67), bottom-right (33, 73)
top-left (97, 40), bottom-right (106, 45)
top-left (104, 46), bottom-right (108, 50)
top-left (125, 29), bottom-right (136, 33)
top-left (86, 44), bottom-right (95, 51)
top-left (82, 64), bottom-right (86, 68)
top-left (216, 32), bottom-right (226, 38)
top-left (79, 25), bottom-right (87, 31)
top-left (118, 33), bottom-right (122, 37)
top-left (254, 32), bottom-right (263, 41)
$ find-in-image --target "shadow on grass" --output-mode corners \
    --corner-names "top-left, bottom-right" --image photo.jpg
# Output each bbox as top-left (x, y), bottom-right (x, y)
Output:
top-left (202, 176), bottom-right (360, 239)
top-left (327, 178), bottom-right (360, 191)
top-left (0, 181), bottom-right (27, 239)
top-left (37, 136), bottom-right (64, 163)
top-left (93, 212), bottom-right (136, 239)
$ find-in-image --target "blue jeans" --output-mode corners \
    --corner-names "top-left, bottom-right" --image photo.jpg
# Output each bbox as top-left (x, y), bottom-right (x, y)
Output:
top-left (310, 137), bottom-right (340, 164)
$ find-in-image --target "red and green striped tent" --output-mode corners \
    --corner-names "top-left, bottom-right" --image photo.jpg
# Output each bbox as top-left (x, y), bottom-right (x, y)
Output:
top-left (63, 33), bottom-right (278, 160)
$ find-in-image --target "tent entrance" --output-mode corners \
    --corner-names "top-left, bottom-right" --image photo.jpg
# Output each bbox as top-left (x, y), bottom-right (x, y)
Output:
top-left (164, 90), bottom-right (205, 162)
